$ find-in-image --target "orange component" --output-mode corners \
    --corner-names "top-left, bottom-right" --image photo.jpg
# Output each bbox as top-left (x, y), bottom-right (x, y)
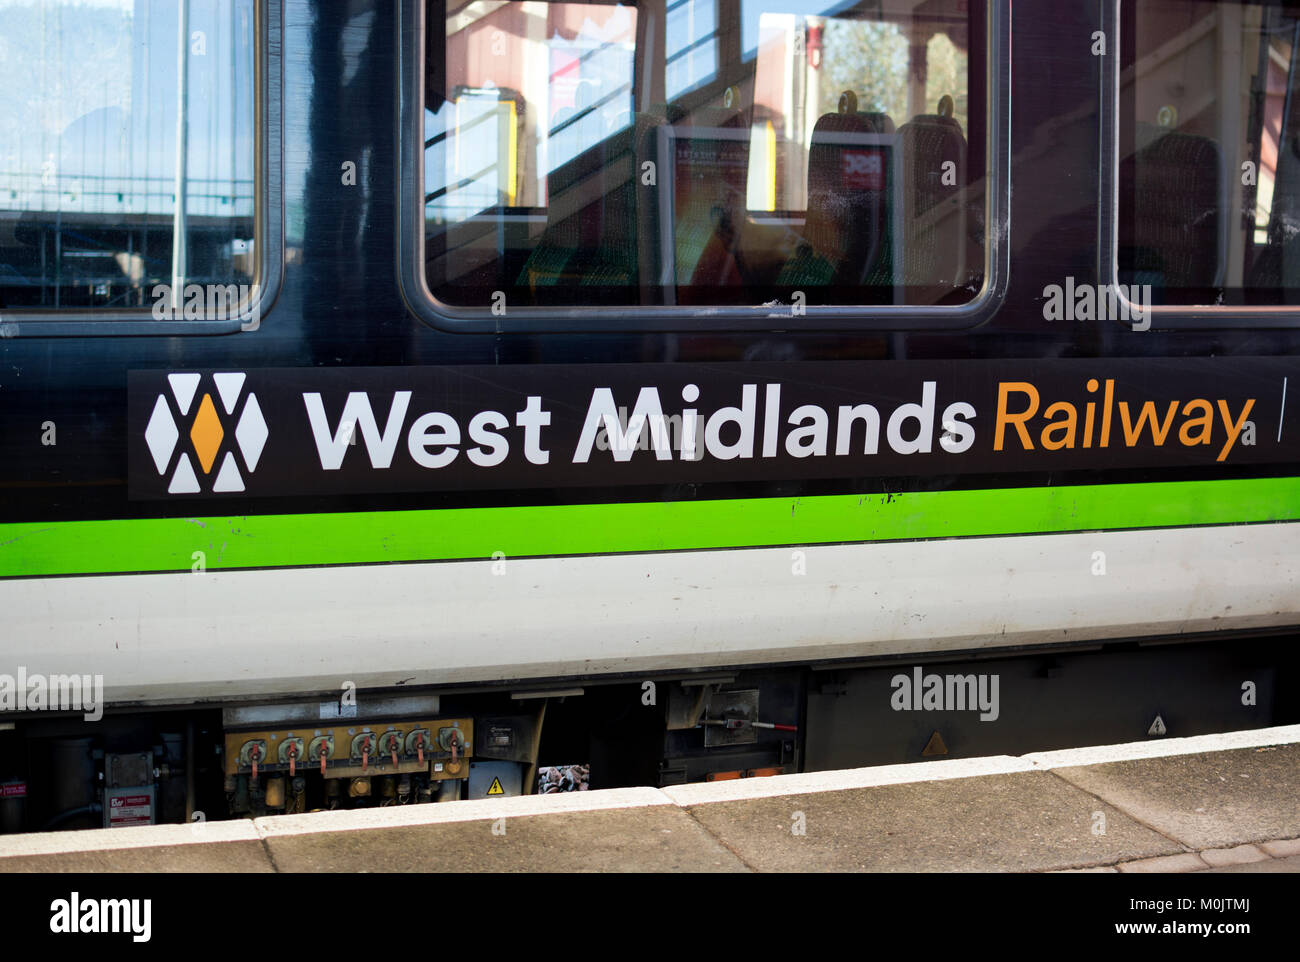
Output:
top-left (189, 394), bottom-right (224, 474)
top-left (705, 771), bottom-right (742, 781)
top-left (746, 767), bottom-right (784, 778)
top-left (417, 733), bottom-right (424, 765)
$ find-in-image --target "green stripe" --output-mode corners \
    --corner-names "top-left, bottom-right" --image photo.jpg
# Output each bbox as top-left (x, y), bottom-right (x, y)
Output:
top-left (1, 477), bottom-right (1298, 578)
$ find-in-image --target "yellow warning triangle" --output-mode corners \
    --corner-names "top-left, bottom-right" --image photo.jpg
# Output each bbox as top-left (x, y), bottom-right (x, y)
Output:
top-left (921, 731), bottom-right (948, 756)
top-left (486, 776), bottom-right (505, 796)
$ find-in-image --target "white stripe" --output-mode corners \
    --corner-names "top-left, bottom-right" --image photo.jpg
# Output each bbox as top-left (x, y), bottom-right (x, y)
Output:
top-left (254, 786), bottom-right (669, 837)
top-left (0, 819), bottom-right (259, 858)
top-left (666, 725), bottom-right (1300, 806)
top-left (1022, 723), bottom-right (1300, 769)
top-left (1, 524), bottom-right (1297, 705)
top-left (1279, 377), bottom-right (1288, 443)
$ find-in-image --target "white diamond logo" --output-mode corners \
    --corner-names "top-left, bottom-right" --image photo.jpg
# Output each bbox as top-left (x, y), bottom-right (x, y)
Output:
top-left (144, 395), bottom-right (179, 475)
top-left (212, 451), bottom-right (245, 492)
top-left (168, 373), bottom-right (201, 415)
top-left (235, 393), bottom-right (267, 471)
top-left (168, 453), bottom-right (201, 494)
top-left (213, 372), bottom-right (246, 415)
top-left (150, 372), bottom-right (263, 495)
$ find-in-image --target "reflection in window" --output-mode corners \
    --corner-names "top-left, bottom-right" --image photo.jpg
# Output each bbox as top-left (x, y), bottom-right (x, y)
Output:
top-left (0, 0), bottom-right (257, 313)
top-left (426, 2), bottom-right (635, 228)
top-left (665, 0), bottom-right (718, 100)
top-left (1119, 0), bottom-right (1300, 306)
top-left (424, 0), bottom-right (984, 311)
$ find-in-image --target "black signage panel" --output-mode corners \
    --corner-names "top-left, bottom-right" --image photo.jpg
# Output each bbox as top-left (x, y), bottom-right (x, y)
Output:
top-left (127, 359), bottom-right (1299, 499)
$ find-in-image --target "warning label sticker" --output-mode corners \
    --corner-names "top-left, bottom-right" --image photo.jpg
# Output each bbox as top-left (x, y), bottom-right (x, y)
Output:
top-left (1, 783), bottom-right (26, 798)
top-left (107, 793), bottom-right (152, 828)
top-left (486, 777), bottom-right (505, 796)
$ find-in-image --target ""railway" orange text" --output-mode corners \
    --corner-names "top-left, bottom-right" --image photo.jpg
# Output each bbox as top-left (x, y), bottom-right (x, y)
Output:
top-left (994, 379), bottom-right (1255, 462)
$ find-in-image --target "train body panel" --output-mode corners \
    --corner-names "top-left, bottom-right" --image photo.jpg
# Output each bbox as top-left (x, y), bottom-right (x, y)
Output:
top-left (2, 522), bottom-right (1298, 706)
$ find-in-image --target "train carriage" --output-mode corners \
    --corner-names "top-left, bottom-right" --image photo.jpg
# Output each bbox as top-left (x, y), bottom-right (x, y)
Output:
top-left (0, 0), bottom-right (1297, 828)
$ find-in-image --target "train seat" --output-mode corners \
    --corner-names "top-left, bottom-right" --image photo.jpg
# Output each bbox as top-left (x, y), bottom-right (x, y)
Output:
top-left (518, 111), bottom-right (664, 302)
top-left (1121, 122), bottom-right (1221, 291)
top-left (777, 97), bottom-right (895, 290)
top-left (898, 96), bottom-right (967, 293)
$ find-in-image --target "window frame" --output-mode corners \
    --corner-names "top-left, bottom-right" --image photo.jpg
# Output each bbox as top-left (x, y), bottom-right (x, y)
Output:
top-left (1102, 0), bottom-right (1300, 327)
top-left (398, 0), bottom-right (1010, 333)
top-left (0, 0), bottom-right (283, 338)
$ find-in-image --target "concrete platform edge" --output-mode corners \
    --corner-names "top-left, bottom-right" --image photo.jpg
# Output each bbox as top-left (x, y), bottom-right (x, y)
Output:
top-left (1, 723), bottom-right (1297, 868)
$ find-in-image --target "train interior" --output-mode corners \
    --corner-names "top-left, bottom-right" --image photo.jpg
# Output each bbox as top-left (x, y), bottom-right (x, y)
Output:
top-left (422, 0), bottom-right (989, 308)
top-left (1120, 0), bottom-right (1300, 305)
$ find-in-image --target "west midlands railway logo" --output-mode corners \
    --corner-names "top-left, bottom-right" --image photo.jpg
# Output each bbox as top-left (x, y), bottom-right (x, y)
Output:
top-left (143, 373), bottom-right (268, 493)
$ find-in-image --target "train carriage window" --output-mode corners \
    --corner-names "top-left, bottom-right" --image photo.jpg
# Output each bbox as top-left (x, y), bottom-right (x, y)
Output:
top-left (1118, 0), bottom-right (1300, 310)
top-left (0, 0), bottom-right (259, 323)
top-left (418, 0), bottom-right (995, 322)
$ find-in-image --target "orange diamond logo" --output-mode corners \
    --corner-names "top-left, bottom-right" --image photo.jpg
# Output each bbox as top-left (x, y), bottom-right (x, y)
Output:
top-left (189, 393), bottom-right (224, 474)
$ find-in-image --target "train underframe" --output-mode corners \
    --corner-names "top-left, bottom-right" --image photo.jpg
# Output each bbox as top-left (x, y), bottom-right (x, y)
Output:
top-left (0, 630), bottom-right (1296, 832)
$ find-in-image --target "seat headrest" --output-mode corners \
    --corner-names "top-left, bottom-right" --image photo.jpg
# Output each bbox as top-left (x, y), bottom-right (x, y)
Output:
top-left (807, 112), bottom-right (893, 195)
